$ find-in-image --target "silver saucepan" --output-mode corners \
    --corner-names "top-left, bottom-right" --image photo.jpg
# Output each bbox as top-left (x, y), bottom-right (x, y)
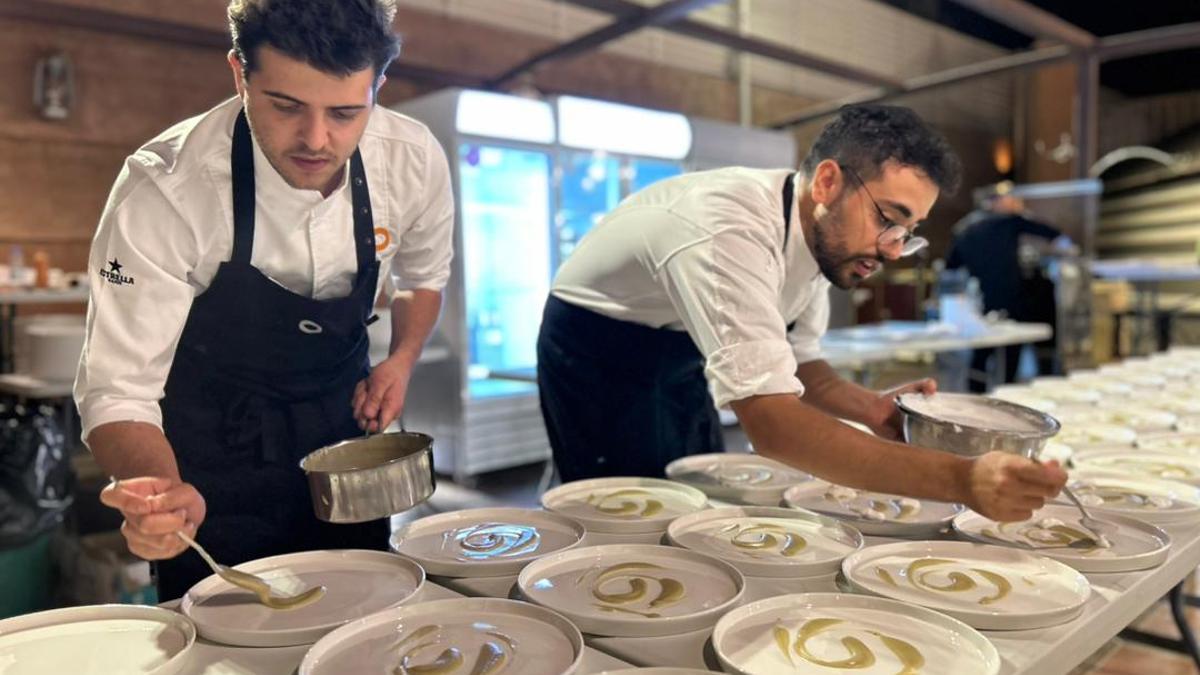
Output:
top-left (299, 431), bottom-right (435, 523)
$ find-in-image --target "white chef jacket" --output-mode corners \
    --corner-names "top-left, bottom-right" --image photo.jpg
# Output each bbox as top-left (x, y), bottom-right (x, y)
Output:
top-left (75, 97), bottom-right (454, 438)
top-left (551, 167), bottom-right (831, 408)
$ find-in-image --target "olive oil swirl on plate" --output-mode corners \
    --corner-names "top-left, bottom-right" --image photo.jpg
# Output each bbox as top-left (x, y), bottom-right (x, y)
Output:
top-left (772, 617), bottom-right (924, 674)
top-left (875, 558), bottom-right (1015, 605)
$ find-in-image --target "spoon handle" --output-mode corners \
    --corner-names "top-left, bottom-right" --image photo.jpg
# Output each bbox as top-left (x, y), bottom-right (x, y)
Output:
top-left (176, 531), bottom-right (223, 576)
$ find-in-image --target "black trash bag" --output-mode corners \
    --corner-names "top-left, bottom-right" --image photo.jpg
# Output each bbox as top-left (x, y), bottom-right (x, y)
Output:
top-left (0, 402), bottom-right (74, 548)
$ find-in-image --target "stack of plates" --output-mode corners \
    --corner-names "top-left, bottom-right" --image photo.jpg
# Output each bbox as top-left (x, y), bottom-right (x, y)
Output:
top-left (783, 480), bottom-right (962, 537)
top-left (665, 453), bottom-right (811, 505)
top-left (517, 544), bottom-right (744, 637)
top-left (712, 593), bottom-right (1000, 675)
top-left (391, 507), bottom-right (585, 578)
top-left (0, 605), bottom-right (195, 675)
top-left (181, 550), bottom-right (425, 646)
top-left (541, 478), bottom-right (707, 545)
top-left (953, 504), bottom-right (1171, 572)
top-left (841, 541), bottom-right (1091, 629)
top-left (300, 598), bottom-right (583, 675)
top-left (1060, 470), bottom-right (1200, 524)
top-left (1073, 451), bottom-right (1200, 486)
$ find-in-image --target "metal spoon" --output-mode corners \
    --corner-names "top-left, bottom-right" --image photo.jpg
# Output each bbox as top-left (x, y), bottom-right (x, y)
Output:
top-left (176, 531), bottom-right (326, 610)
top-left (1058, 485), bottom-right (1114, 549)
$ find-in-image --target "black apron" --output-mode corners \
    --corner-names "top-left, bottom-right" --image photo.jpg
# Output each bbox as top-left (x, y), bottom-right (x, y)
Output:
top-left (155, 111), bottom-right (388, 601)
top-left (537, 173), bottom-right (796, 482)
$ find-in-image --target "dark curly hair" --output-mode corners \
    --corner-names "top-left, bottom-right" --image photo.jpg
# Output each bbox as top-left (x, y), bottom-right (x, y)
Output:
top-left (801, 104), bottom-right (962, 195)
top-left (228, 0), bottom-right (401, 80)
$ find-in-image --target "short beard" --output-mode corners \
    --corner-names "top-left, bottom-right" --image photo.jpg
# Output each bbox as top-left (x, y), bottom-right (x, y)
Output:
top-left (811, 199), bottom-right (856, 290)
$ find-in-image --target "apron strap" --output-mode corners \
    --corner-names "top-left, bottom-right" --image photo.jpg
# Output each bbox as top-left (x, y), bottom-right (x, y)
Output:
top-left (348, 151), bottom-right (376, 285)
top-left (781, 172), bottom-right (796, 254)
top-left (229, 108), bottom-right (377, 281)
top-left (231, 111), bottom-right (256, 266)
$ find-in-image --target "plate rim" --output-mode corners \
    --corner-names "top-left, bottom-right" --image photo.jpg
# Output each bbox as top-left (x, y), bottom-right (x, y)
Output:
top-left (0, 603), bottom-right (196, 675)
top-left (840, 539), bottom-right (1091, 630)
top-left (665, 505), bottom-right (863, 578)
top-left (516, 543), bottom-right (746, 637)
top-left (711, 591), bottom-right (1001, 675)
top-left (298, 597), bottom-right (584, 675)
top-left (781, 480), bottom-right (963, 537)
top-left (951, 503), bottom-right (1172, 572)
top-left (389, 506), bottom-right (587, 577)
top-left (181, 548), bottom-right (426, 647)
top-left (664, 453), bottom-right (811, 503)
top-left (541, 477), bottom-right (708, 534)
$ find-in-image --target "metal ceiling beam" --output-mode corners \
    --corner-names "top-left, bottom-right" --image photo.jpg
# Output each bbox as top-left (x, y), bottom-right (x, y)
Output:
top-left (1096, 21), bottom-right (1200, 61)
top-left (945, 0), bottom-right (1096, 49)
top-left (769, 20), bottom-right (1200, 129)
top-left (0, 0), bottom-right (483, 89)
top-left (486, 0), bottom-right (726, 89)
top-left (559, 0), bottom-right (904, 89)
top-left (768, 43), bottom-right (1073, 128)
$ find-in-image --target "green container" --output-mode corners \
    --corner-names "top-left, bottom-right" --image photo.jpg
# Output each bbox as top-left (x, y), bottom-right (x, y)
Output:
top-left (0, 532), bottom-right (53, 620)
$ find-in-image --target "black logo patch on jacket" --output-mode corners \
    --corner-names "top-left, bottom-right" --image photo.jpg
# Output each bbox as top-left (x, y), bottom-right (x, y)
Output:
top-left (99, 258), bottom-right (135, 286)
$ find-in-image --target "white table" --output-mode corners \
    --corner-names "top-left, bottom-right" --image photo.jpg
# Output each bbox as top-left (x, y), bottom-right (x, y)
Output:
top-left (820, 320), bottom-right (1053, 368)
top-left (571, 522), bottom-right (1200, 675)
top-left (170, 579), bottom-right (633, 675)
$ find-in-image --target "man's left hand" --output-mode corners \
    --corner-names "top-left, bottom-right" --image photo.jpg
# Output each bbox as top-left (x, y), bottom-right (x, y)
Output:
top-left (864, 378), bottom-right (937, 440)
top-left (352, 355), bottom-right (414, 433)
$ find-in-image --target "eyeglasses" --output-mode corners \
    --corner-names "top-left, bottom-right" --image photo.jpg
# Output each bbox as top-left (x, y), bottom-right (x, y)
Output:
top-left (843, 166), bottom-right (928, 257)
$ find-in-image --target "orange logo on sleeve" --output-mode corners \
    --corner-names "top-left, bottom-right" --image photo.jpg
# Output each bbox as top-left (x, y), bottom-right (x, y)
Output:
top-left (373, 227), bottom-right (392, 252)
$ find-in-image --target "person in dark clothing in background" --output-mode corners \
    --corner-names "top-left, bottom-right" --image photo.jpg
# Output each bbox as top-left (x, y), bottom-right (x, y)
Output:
top-left (946, 184), bottom-right (1069, 392)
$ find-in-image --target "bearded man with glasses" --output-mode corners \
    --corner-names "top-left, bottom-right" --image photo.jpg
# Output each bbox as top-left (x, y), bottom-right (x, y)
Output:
top-left (538, 104), bottom-right (1066, 523)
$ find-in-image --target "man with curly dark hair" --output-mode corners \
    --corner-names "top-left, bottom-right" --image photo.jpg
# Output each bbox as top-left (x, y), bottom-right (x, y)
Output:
top-left (539, 104), bottom-right (1067, 522)
top-left (77, 0), bottom-right (453, 599)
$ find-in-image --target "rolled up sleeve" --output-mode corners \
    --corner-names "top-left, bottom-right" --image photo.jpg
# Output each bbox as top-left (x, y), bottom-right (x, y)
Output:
top-left (656, 219), bottom-right (801, 408)
top-left (390, 131), bottom-right (454, 293)
top-left (74, 158), bottom-right (197, 439)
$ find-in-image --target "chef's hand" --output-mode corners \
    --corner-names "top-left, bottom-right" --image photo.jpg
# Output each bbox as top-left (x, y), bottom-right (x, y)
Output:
top-left (864, 378), bottom-right (937, 440)
top-left (100, 477), bottom-right (207, 560)
top-left (353, 354), bottom-right (413, 433)
top-left (965, 452), bottom-right (1067, 522)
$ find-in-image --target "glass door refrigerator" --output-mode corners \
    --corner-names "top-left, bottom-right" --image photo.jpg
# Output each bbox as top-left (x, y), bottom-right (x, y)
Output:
top-left (395, 89), bottom-right (558, 482)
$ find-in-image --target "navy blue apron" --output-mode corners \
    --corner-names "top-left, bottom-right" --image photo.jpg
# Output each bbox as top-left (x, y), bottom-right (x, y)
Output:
top-left (155, 111), bottom-right (388, 600)
top-left (537, 173), bottom-right (797, 482)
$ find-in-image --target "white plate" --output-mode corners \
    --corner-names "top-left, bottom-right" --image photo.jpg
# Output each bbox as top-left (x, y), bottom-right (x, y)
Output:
top-left (1060, 470), bottom-right (1200, 523)
top-left (712, 592), bottom-right (1000, 675)
top-left (782, 480), bottom-right (962, 537)
top-left (666, 506), bottom-right (862, 578)
top-left (517, 544), bottom-right (744, 637)
top-left (597, 669), bottom-right (715, 674)
top-left (1054, 406), bottom-right (1177, 433)
top-left (1040, 440), bottom-right (1074, 465)
top-left (665, 453), bottom-right (811, 505)
top-left (181, 549), bottom-right (424, 647)
top-left (1113, 395), bottom-right (1200, 416)
top-left (0, 605), bottom-right (195, 675)
top-left (989, 389), bottom-right (1058, 413)
top-left (1022, 383), bottom-right (1102, 405)
top-left (1139, 432), bottom-right (1200, 455)
top-left (953, 504), bottom-right (1170, 572)
top-left (1073, 450), bottom-right (1200, 486)
top-left (841, 540), bottom-right (1090, 630)
top-left (1055, 423), bottom-right (1138, 449)
top-left (299, 598), bottom-right (583, 675)
top-left (541, 478), bottom-right (708, 534)
top-left (390, 507), bottom-right (585, 577)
